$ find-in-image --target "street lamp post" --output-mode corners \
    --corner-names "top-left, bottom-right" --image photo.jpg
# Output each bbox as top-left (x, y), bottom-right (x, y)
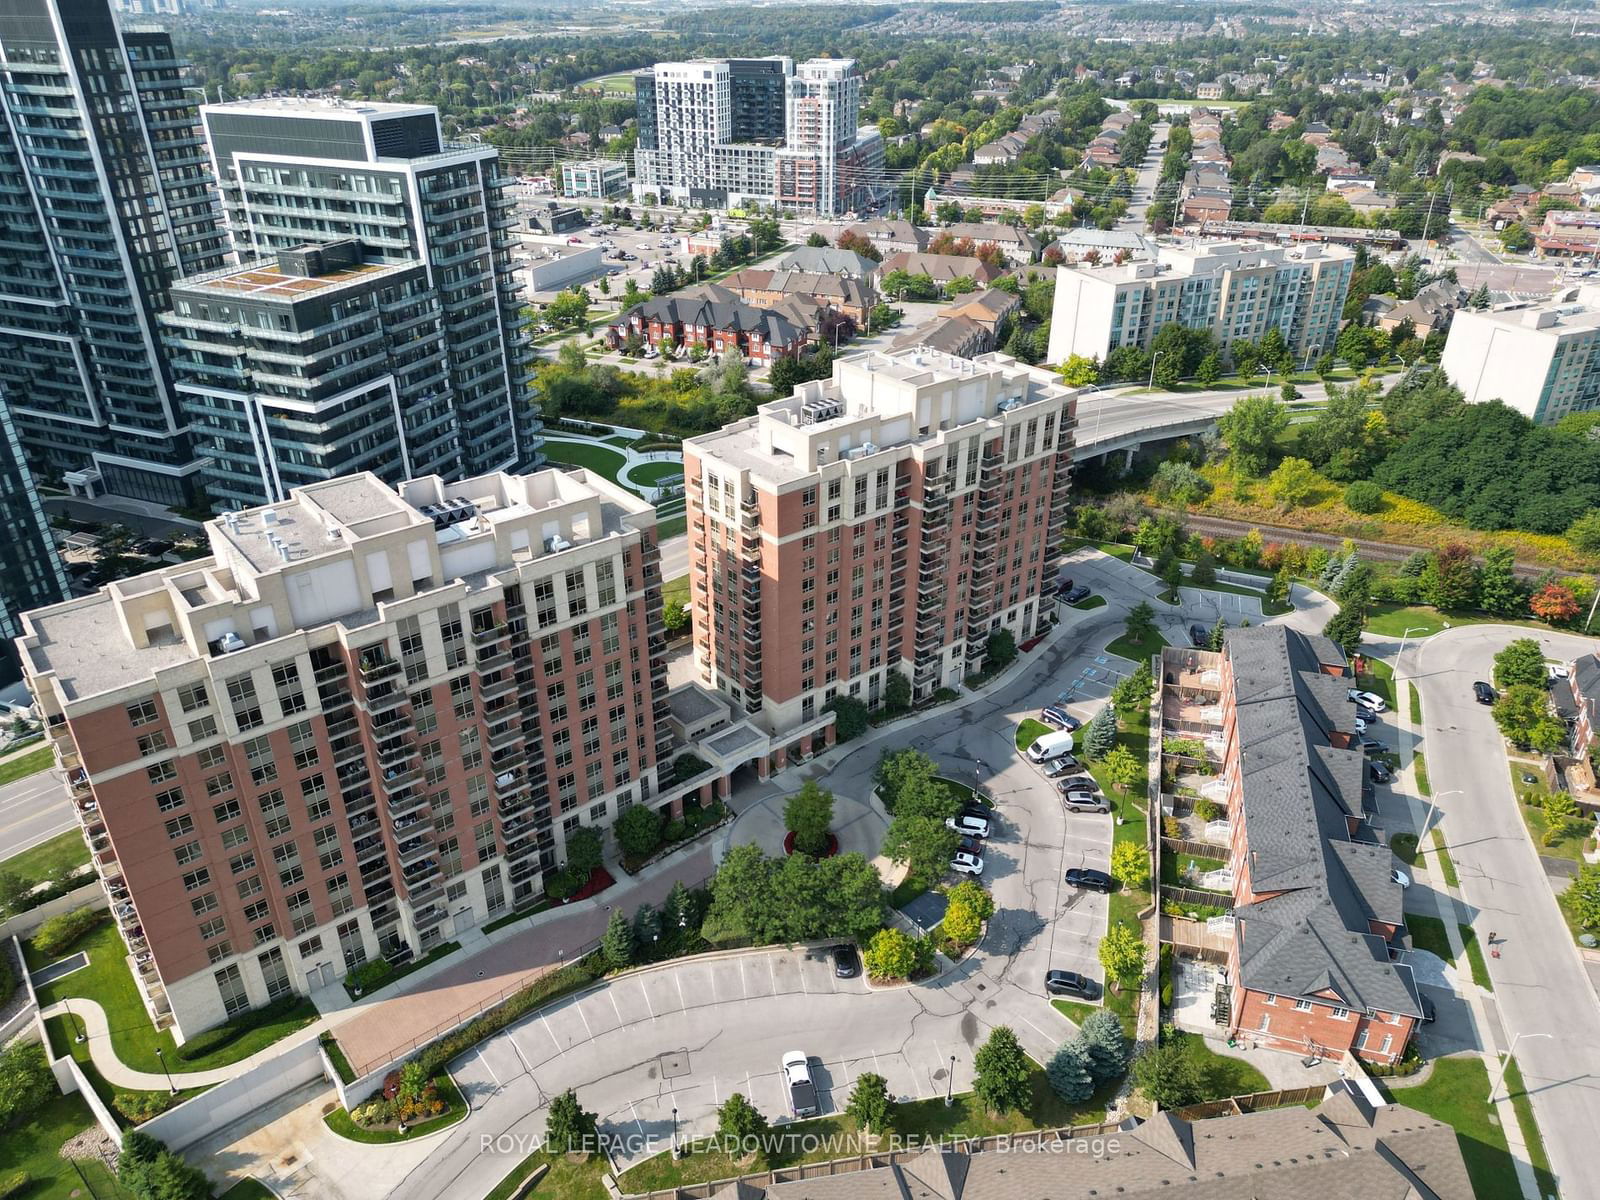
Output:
top-left (672, 1106), bottom-right (681, 1158)
top-left (69, 1006), bottom-right (85, 1045)
top-left (1302, 343), bottom-right (1321, 372)
top-left (1147, 350), bottom-right (1164, 391)
top-left (155, 1046), bottom-right (177, 1095)
top-left (1489, 1032), bottom-right (1552, 1104)
top-left (1419, 789), bottom-right (1461, 842)
top-left (945, 1055), bottom-right (956, 1107)
top-left (1395, 625), bottom-right (1431, 664)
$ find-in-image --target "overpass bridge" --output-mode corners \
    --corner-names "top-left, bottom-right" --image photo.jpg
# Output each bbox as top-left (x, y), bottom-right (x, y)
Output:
top-left (1071, 379), bottom-right (1344, 464)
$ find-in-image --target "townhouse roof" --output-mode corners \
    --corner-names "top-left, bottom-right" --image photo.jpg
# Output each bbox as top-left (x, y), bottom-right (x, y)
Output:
top-left (1225, 625), bottom-right (1423, 1020)
top-left (1572, 651), bottom-right (1600, 707)
top-left (843, 219), bottom-right (929, 249)
top-left (720, 268), bottom-right (874, 309)
top-left (945, 287), bottom-right (1022, 324)
top-left (610, 287), bottom-right (807, 346)
top-left (888, 313), bottom-right (989, 356)
top-left (879, 251), bottom-right (1001, 284)
top-left (770, 246), bottom-right (880, 277)
top-left (941, 222), bottom-right (1041, 252)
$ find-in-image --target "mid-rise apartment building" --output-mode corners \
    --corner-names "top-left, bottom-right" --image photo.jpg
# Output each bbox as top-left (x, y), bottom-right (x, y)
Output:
top-left (17, 467), bottom-right (673, 1036)
top-left (684, 349), bottom-right (1076, 735)
top-left (0, 0), bottom-right (228, 506)
top-left (159, 241), bottom-right (466, 510)
top-left (199, 98), bottom-right (540, 484)
top-left (632, 56), bottom-right (883, 217)
top-left (1439, 291), bottom-right (1600, 424)
top-left (1046, 241), bottom-right (1354, 367)
top-left (1213, 625), bottom-right (1423, 1065)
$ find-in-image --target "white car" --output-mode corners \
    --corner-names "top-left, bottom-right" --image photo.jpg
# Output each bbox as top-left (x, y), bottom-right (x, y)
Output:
top-left (1354, 716), bottom-right (1368, 733)
top-left (1547, 663), bottom-right (1571, 681)
top-left (946, 813), bottom-right (991, 839)
top-left (951, 850), bottom-right (984, 875)
top-left (1391, 867), bottom-right (1411, 888)
top-left (1348, 689), bottom-right (1387, 712)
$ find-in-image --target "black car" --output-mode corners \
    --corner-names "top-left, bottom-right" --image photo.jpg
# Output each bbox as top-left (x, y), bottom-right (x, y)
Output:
top-left (960, 802), bottom-right (994, 826)
top-left (1369, 762), bottom-right (1393, 784)
top-left (1355, 703), bottom-right (1380, 724)
top-left (1055, 577), bottom-right (1073, 594)
top-left (1045, 969), bottom-right (1099, 1000)
top-left (1064, 867), bottom-right (1113, 893)
top-left (1189, 624), bottom-right (1212, 648)
top-left (1063, 585), bottom-right (1091, 605)
top-left (832, 944), bottom-right (861, 979)
top-left (1359, 737), bottom-right (1386, 754)
top-left (1042, 756), bottom-right (1081, 778)
top-left (1473, 681), bottom-right (1497, 705)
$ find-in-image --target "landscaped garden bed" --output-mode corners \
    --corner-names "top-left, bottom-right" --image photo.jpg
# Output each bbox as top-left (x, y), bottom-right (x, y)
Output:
top-left (325, 1066), bottom-right (466, 1143)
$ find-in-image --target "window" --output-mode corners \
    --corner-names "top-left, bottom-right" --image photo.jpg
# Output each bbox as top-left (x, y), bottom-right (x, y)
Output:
top-left (164, 814), bottom-right (194, 840)
top-left (137, 732), bottom-right (169, 758)
top-left (156, 787), bottom-right (185, 813)
top-left (1330, 1007), bottom-right (1350, 1021)
top-left (190, 892), bottom-right (219, 917)
top-left (178, 682), bottom-right (209, 712)
top-left (199, 916), bottom-right (227, 941)
top-left (259, 947), bottom-right (293, 999)
top-left (1294, 998), bottom-right (1313, 1012)
top-left (182, 868), bottom-right (211, 892)
top-left (221, 825), bottom-right (250, 851)
top-left (198, 745), bottom-right (227, 771)
top-left (1257, 1014), bottom-right (1270, 1032)
top-left (206, 771), bottom-right (235, 798)
top-left (227, 674), bottom-right (263, 730)
top-left (173, 840), bottom-right (203, 866)
top-left (237, 875), bottom-right (262, 900)
top-left (127, 698), bottom-right (159, 727)
top-left (188, 716), bottom-right (218, 742)
top-left (230, 851), bottom-right (256, 876)
top-left (298, 935), bottom-right (324, 958)
top-left (208, 942), bottom-right (234, 965)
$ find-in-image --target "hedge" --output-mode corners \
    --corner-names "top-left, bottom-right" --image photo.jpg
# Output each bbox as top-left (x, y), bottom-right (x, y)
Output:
top-left (0, 1171), bottom-right (27, 1200)
top-left (0, 947), bottom-right (14, 1010)
top-left (175, 995), bottom-right (306, 1062)
top-left (32, 905), bottom-right (103, 958)
top-left (112, 1090), bottom-right (177, 1123)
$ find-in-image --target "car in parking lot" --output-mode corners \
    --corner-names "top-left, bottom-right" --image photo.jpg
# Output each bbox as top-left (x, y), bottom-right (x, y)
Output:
top-left (951, 850), bottom-right (984, 875)
top-left (1473, 681), bottom-right (1497, 705)
top-left (1189, 624), bottom-right (1212, 648)
top-left (1041, 706), bottom-right (1081, 731)
top-left (946, 813), bottom-right (991, 839)
top-left (832, 944), bottom-right (860, 978)
top-left (1355, 703), bottom-right (1380, 724)
top-left (1062, 585), bottom-right (1091, 605)
top-left (1064, 867), bottom-right (1113, 892)
top-left (1359, 737), bottom-right (1386, 754)
top-left (1045, 969), bottom-right (1099, 1000)
top-left (1055, 577), bottom-right (1073, 595)
top-left (1391, 866), bottom-right (1411, 888)
top-left (783, 1051), bottom-right (819, 1117)
top-left (1369, 762), bottom-right (1393, 784)
top-left (1062, 790), bottom-right (1110, 813)
top-left (1042, 756), bottom-right (1081, 778)
top-left (1547, 662), bottom-right (1570, 682)
top-left (1348, 689), bottom-right (1387, 713)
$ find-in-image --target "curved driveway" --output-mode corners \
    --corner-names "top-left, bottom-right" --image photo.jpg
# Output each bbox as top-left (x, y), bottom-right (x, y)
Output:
top-left (1393, 624), bottom-right (1600, 1200)
top-left (381, 550), bottom-right (1328, 1198)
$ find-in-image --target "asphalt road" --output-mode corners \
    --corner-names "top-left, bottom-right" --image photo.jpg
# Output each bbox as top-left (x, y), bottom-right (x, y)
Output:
top-left (1398, 625), bottom-right (1600, 1200)
top-left (1122, 122), bottom-right (1169, 230)
top-left (0, 761), bottom-right (74, 864)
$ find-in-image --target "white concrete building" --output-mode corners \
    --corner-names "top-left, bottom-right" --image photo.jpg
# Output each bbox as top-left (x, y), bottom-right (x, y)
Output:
top-left (1440, 292), bottom-right (1600, 424)
top-left (1046, 241), bottom-right (1354, 366)
top-left (560, 159), bottom-right (629, 199)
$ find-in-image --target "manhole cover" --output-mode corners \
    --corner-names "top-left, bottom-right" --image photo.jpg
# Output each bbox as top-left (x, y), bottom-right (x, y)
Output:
top-left (659, 1051), bottom-right (691, 1079)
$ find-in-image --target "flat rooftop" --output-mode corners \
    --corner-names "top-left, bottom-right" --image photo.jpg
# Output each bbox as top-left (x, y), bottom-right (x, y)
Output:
top-left (174, 260), bottom-right (408, 302)
top-left (203, 98), bottom-right (439, 121)
top-left (25, 592), bottom-right (198, 703)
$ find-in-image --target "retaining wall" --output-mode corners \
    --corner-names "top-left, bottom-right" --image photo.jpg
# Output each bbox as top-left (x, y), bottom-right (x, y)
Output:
top-left (138, 1032), bottom-right (325, 1151)
top-left (0, 881), bottom-right (104, 941)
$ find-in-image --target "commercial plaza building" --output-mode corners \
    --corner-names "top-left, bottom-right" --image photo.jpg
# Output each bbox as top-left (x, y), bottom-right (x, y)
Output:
top-left (17, 468), bottom-right (677, 1035)
top-left (1439, 291), bottom-right (1600, 424)
top-left (0, 0), bottom-right (228, 505)
top-left (683, 348), bottom-right (1076, 735)
top-left (1046, 241), bottom-right (1354, 367)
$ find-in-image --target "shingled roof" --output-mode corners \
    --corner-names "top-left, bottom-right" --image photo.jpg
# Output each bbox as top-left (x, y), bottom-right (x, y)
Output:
top-left (1225, 625), bottom-right (1423, 1021)
top-left (610, 286), bottom-right (807, 348)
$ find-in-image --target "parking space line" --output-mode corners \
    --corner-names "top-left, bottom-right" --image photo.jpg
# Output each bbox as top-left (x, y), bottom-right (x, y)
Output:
top-left (629, 1101), bottom-right (647, 1145)
top-left (799, 959), bottom-right (808, 993)
top-left (575, 1001), bottom-right (595, 1042)
top-left (675, 971), bottom-right (687, 1014)
top-left (1017, 1013), bottom-right (1059, 1049)
top-left (509, 1033), bottom-right (534, 1075)
top-left (640, 979), bottom-right (656, 1021)
top-left (542, 1014), bottom-right (563, 1054)
top-left (712, 1075), bottom-right (720, 1105)
top-left (476, 1046), bottom-right (501, 1087)
top-left (609, 989), bottom-right (625, 1029)
top-left (739, 957), bottom-right (749, 998)
top-left (768, 955), bottom-right (778, 993)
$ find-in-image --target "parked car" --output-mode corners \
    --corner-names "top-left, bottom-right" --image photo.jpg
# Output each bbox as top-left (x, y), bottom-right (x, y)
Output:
top-left (1064, 867), bottom-right (1113, 893)
top-left (1045, 969), bottom-right (1099, 1000)
top-left (1189, 624), bottom-right (1212, 648)
top-left (1355, 703), bottom-right (1380, 724)
top-left (956, 835), bottom-right (984, 856)
top-left (1062, 585), bottom-right (1091, 604)
top-left (783, 1052), bottom-right (819, 1117)
top-left (1391, 866), bottom-right (1411, 888)
top-left (1348, 689), bottom-right (1387, 712)
top-left (1354, 716), bottom-right (1368, 733)
top-left (951, 850), bottom-right (984, 876)
top-left (1027, 730), bottom-right (1076, 762)
top-left (1042, 706), bottom-right (1081, 731)
top-left (1062, 790), bottom-right (1110, 814)
top-left (1359, 737), bottom-right (1386, 754)
top-left (1042, 756), bottom-right (1081, 778)
top-left (1369, 762), bottom-right (1393, 784)
top-left (1547, 662), bottom-right (1570, 682)
top-left (1473, 681), bottom-right (1497, 705)
top-left (946, 813), bottom-right (991, 839)
top-left (134, 538), bottom-right (173, 556)
top-left (1055, 577), bottom-right (1073, 595)
top-left (832, 944), bottom-right (860, 979)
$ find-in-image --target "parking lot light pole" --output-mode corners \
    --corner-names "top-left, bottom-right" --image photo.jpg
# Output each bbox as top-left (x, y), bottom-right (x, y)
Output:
top-left (155, 1046), bottom-right (177, 1095)
top-left (1396, 625), bottom-right (1430, 664)
top-left (1490, 1032), bottom-right (1552, 1104)
top-left (671, 1106), bottom-right (680, 1158)
top-left (945, 1055), bottom-right (956, 1107)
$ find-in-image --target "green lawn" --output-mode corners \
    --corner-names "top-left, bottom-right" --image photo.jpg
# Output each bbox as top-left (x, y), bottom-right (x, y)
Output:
top-left (1405, 912), bottom-right (1454, 964)
top-left (1053, 994), bottom-right (1136, 1041)
top-left (663, 573), bottom-right (689, 613)
top-left (616, 1072), bottom-right (1116, 1192)
top-left (323, 1074), bottom-right (468, 1143)
top-left (218, 1179), bottom-right (277, 1200)
top-left (1171, 1029), bottom-right (1270, 1101)
top-left (1068, 593), bottom-right (1108, 610)
top-left (630, 460), bottom-right (683, 487)
top-left (0, 826), bottom-right (88, 884)
top-left (483, 1150), bottom-right (609, 1200)
top-left (1015, 717), bottom-right (1052, 752)
top-left (539, 439), bottom-right (629, 484)
top-left (1390, 832), bottom-right (1418, 865)
top-left (1413, 749), bottom-right (1432, 797)
top-left (1387, 1056), bottom-right (1525, 1200)
top-left (28, 921), bottom-right (317, 1074)
top-left (1429, 829), bottom-right (1459, 888)
top-left (1105, 629), bottom-right (1168, 664)
top-left (0, 744), bottom-right (53, 786)
top-left (1501, 1055), bottom-right (1559, 1198)
top-left (46, 1016), bottom-right (210, 1126)
top-left (658, 513), bottom-right (688, 540)
top-left (0, 1091), bottom-right (138, 1200)
top-left (1161, 852), bottom-right (1226, 890)
top-left (1357, 658), bottom-right (1397, 713)
top-left (1510, 764), bottom-right (1592, 861)
top-left (1409, 681), bottom-right (1422, 725)
top-left (1460, 924), bottom-right (1493, 992)
top-left (1365, 603), bottom-right (1556, 640)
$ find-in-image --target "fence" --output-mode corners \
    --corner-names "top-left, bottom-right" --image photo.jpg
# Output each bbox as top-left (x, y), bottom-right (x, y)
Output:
top-left (1163, 886), bottom-right (1234, 913)
top-left (1168, 1084), bottom-right (1326, 1122)
top-left (1160, 915), bottom-right (1231, 962)
top-left (0, 880), bottom-right (104, 941)
top-left (626, 1121), bottom-right (1127, 1199)
top-left (1161, 835), bottom-right (1230, 860)
top-left (140, 1032), bottom-right (325, 1151)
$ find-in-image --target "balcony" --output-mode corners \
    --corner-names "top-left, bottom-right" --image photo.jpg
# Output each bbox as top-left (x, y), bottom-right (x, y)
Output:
top-left (358, 653), bottom-right (400, 680)
top-left (473, 623), bottom-right (509, 645)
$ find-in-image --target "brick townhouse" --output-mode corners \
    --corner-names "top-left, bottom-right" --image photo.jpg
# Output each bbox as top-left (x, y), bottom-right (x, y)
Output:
top-left (1218, 626), bottom-right (1424, 1065)
top-left (604, 290), bottom-right (810, 363)
top-left (17, 468), bottom-right (676, 1037)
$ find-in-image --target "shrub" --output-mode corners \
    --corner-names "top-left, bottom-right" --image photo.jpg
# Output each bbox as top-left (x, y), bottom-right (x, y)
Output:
top-left (0, 1042), bottom-right (53, 1131)
top-left (672, 753), bottom-right (711, 784)
top-left (112, 1089), bottom-right (177, 1123)
top-left (613, 803), bottom-right (664, 859)
top-left (345, 959), bottom-right (395, 994)
top-left (824, 695), bottom-right (868, 741)
top-left (1162, 816), bottom-right (1182, 839)
top-left (175, 995), bottom-right (308, 1061)
top-left (31, 905), bottom-right (103, 958)
top-left (0, 1171), bottom-right (27, 1200)
top-left (1343, 481), bottom-right (1384, 513)
top-left (0, 947), bottom-right (13, 1011)
top-left (1193, 797), bottom-right (1221, 823)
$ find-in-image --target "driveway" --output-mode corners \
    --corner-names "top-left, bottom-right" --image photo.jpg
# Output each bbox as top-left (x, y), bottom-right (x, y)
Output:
top-left (1392, 624), bottom-right (1600, 1200)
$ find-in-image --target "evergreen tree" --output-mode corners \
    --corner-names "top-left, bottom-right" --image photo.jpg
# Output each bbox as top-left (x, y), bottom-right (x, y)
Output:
top-left (1477, 547), bottom-right (1522, 617)
top-left (632, 902), bottom-right (662, 958)
top-left (1083, 705), bottom-right (1117, 759)
top-left (1079, 1010), bottom-right (1130, 1082)
top-left (1208, 616), bottom-right (1227, 652)
top-left (1469, 283), bottom-right (1491, 310)
top-left (973, 1026), bottom-right (1032, 1114)
top-left (1046, 1038), bottom-right (1096, 1101)
top-left (601, 907), bottom-right (634, 970)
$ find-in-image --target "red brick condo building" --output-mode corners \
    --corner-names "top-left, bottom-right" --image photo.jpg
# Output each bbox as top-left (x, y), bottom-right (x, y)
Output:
top-left (684, 348), bottom-right (1076, 736)
top-left (17, 468), bottom-right (676, 1038)
top-left (1219, 625), bottom-right (1424, 1065)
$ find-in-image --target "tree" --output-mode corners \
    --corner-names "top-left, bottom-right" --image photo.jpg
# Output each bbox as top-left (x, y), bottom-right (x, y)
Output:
top-left (1267, 567), bottom-right (1291, 610)
top-left (1160, 554), bottom-right (1183, 602)
top-left (1469, 283), bottom-right (1490, 310)
top-left (1195, 351), bottom-right (1221, 386)
top-left (1099, 923), bottom-right (1148, 991)
top-left (0, 870), bottom-right (28, 916)
top-left (874, 747), bottom-right (941, 813)
top-left (846, 1072), bottom-right (895, 1134)
top-left (546, 1089), bottom-right (600, 1154)
top-left (1058, 354), bottom-right (1101, 387)
top-left (1531, 583), bottom-right (1580, 625)
top-left (1266, 456), bottom-right (1318, 510)
top-left (1344, 481), bottom-right (1383, 513)
top-left (984, 628), bottom-right (1017, 672)
top-left (1101, 745), bottom-right (1142, 804)
top-left (863, 927), bottom-right (921, 980)
top-left (1323, 606), bottom-right (1365, 656)
top-left (1189, 552), bottom-right (1216, 588)
top-left (1208, 616), bottom-right (1227, 653)
top-left (942, 879), bottom-right (995, 945)
top-left (717, 1092), bottom-right (769, 1143)
top-left (0, 1041), bottom-right (52, 1131)
top-left (806, 232), bottom-right (829, 248)
top-left (1421, 544), bottom-right (1480, 611)
top-left (1568, 862), bottom-right (1600, 931)
top-left (1079, 1010), bottom-right (1130, 1082)
top-left (1111, 662), bottom-right (1154, 714)
top-left (1232, 340), bottom-right (1262, 380)
top-left (613, 804), bottom-right (663, 860)
top-left (882, 813), bottom-right (960, 886)
top-left (1492, 684), bottom-right (1566, 753)
top-left (1568, 508), bottom-right (1600, 555)
top-left (884, 671), bottom-right (912, 715)
top-left (564, 825), bottom-right (603, 879)
top-left (1046, 1038), bottom-right (1095, 1102)
top-left (1133, 1038), bottom-right (1202, 1108)
top-left (1501, 222), bottom-right (1533, 253)
top-left (825, 695), bottom-right (869, 741)
top-left (972, 1026), bottom-right (1032, 1115)
top-left (784, 780), bottom-right (835, 857)
top-left (1082, 705), bottom-right (1117, 760)
top-left (1110, 840), bottom-right (1150, 891)
top-left (1493, 639), bottom-right (1547, 689)
top-left (1216, 394), bottom-right (1288, 476)
top-left (601, 907), bottom-right (634, 970)
top-left (545, 287), bottom-right (592, 329)
top-left (1472, 547), bottom-right (1523, 614)
top-left (1125, 600), bottom-right (1156, 643)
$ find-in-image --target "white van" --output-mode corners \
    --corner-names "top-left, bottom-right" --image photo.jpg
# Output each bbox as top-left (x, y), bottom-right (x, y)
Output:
top-left (1027, 729), bottom-right (1076, 762)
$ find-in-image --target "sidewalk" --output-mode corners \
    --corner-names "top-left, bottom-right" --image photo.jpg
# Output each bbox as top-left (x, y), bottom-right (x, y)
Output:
top-left (1380, 635), bottom-right (1541, 1200)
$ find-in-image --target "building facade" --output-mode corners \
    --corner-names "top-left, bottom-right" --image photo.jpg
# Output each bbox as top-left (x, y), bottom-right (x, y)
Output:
top-left (0, 395), bottom-right (70, 678)
top-left (1046, 241), bottom-right (1354, 367)
top-left (684, 349), bottom-right (1076, 734)
top-left (1213, 626), bottom-right (1423, 1065)
top-left (559, 159), bottom-right (629, 200)
top-left (199, 98), bottom-right (540, 481)
top-left (0, 0), bottom-right (228, 506)
top-left (1439, 293), bottom-right (1600, 424)
top-left (632, 57), bottom-right (882, 217)
top-left (18, 468), bottom-right (674, 1036)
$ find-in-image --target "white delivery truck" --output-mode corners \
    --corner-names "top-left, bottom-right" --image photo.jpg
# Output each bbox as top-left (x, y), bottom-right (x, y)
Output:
top-left (1027, 729), bottom-right (1076, 762)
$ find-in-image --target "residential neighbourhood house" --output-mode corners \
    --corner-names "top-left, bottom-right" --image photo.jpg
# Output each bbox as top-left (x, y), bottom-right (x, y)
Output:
top-left (605, 290), bottom-right (812, 363)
